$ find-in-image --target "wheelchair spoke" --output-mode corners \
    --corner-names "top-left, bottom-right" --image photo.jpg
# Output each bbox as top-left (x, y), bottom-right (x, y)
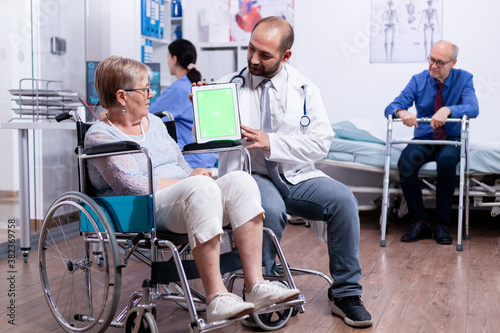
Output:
top-left (39, 192), bottom-right (121, 332)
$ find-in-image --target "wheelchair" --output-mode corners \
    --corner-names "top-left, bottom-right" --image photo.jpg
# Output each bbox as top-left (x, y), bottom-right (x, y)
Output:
top-left (38, 111), bottom-right (305, 332)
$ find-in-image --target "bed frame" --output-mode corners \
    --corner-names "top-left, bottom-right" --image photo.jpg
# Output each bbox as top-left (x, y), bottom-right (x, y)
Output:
top-left (317, 116), bottom-right (500, 252)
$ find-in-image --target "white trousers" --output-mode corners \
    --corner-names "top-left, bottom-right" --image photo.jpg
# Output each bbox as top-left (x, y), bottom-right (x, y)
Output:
top-left (155, 171), bottom-right (264, 249)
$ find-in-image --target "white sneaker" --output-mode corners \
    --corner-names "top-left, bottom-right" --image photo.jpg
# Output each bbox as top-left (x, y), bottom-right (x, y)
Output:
top-left (245, 281), bottom-right (300, 311)
top-left (206, 293), bottom-right (255, 323)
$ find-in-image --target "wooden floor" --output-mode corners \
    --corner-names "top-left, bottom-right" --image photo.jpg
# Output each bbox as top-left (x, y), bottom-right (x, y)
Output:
top-left (1, 208), bottom-right (500, 333)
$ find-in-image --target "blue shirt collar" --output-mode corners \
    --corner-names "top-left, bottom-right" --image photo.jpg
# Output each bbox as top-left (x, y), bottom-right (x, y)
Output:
top-left (430, 68), bottom-right (454, 88)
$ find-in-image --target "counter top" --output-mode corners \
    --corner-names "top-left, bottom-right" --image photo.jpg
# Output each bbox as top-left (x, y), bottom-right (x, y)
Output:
top-left (1, 119), bottom-right (76, 130)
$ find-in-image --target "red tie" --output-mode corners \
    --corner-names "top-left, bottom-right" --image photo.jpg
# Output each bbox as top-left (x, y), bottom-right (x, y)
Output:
top-left (434, 83), bottom-right (445, 140)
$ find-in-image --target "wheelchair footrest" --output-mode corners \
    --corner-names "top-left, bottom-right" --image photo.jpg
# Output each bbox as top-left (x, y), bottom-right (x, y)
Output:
top-left (151, 250), bottom-right (242, 284)
top-left (253, 296), bottom-right (306, 315)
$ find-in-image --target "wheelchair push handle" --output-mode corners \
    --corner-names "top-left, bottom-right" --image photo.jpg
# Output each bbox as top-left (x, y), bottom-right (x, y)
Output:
top-left (56, 111), bottom-right (82, 123)
top-left (152, 110), bottom-right (174, 121)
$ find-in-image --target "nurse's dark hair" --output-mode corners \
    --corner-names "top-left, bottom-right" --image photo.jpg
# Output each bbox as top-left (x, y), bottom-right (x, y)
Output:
top-left (252, 16), bottom-right (294, 55)
top-left (168, 38), bottom-right (202, 83)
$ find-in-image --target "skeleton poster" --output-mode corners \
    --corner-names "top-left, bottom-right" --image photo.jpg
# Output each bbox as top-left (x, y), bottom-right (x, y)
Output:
top-left (370, 0), bottom-right (443, 63)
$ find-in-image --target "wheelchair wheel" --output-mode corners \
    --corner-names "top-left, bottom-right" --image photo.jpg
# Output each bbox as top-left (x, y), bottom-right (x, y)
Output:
top-left (125, 308), bottom-right (158, 333)
top-left (252, 308), bottom-right (293, 331)
top-left (249, 280), bottom-right (294, 331)
top-left (39, 192), bottom-right (122, 332)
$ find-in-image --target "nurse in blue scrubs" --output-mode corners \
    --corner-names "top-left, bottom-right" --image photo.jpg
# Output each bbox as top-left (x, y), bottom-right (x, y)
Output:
top-left (149, 39), bottom-right (217, 169)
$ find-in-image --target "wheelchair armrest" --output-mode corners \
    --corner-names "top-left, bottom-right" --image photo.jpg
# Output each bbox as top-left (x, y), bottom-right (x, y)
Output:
top-left (82, 141), bottom-right (141, 155)
top-left (183, 140), bottom-right (242, 151)
top-left (183, 140), bottom-right (251, 173)
top-left (80, 144), bottom-right (155, 195)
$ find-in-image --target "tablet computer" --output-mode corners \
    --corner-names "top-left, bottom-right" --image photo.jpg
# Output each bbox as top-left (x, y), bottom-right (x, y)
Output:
top-left (191, 82), bottom-right (241, 143)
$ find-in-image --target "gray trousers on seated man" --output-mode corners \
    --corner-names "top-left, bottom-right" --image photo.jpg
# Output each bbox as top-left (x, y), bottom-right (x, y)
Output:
top-left (252, 173), bottom-right (363, 297)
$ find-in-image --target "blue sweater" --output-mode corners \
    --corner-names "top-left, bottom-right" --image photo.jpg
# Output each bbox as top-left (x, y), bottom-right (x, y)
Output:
top-left (385, 68), bottom-right (479, 139)
top-left (84, 114), bottom-right (192, 197)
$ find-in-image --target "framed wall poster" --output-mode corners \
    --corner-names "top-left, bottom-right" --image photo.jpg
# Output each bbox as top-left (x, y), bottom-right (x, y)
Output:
top-left (370, 0), bottom-right (443, 63)
top-left (229, 0), bottom-right (294, 42)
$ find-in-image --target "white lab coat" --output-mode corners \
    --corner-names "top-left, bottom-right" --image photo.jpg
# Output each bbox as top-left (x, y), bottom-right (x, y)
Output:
top-left (218, 64), bottom-right (334, 185)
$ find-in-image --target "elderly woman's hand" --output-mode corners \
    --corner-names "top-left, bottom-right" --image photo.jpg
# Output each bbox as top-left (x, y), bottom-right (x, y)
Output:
top-left (159, 168), bottom-right (211, 190)
top-left (189, 168), bottom-right (212, 177)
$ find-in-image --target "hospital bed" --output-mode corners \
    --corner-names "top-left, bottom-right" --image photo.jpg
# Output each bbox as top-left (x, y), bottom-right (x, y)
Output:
top-left (316, 117), bottom-right (500, 251)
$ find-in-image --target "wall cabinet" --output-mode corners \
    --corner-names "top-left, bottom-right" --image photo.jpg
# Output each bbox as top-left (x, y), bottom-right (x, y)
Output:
top-left (198, 42), bottom-right (248, 83)
top-left (141, 0), bottom-right (183, 88)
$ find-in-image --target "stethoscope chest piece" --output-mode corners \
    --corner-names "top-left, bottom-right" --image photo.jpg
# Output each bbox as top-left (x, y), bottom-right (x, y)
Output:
top-left (300, 115), bottom-right (311, 127)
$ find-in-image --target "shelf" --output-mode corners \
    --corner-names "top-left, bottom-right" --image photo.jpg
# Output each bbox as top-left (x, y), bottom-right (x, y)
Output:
top-left (199, 41), bottom-right (248, 49)
top-left (142, 35), bottom-right (170, 45)
top-left (1, 119), bottom-right (76, 130)
top-left (10, 78), bottom-right (80, 120)
top-left (198, 41), bottom-right (249, 82)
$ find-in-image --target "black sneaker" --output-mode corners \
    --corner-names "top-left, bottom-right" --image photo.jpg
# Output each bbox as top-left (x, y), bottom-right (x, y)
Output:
top-left (331, 295), bottom-right (372, 328)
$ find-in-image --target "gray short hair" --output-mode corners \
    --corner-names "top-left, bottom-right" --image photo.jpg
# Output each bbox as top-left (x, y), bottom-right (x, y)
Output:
top-left (435, 40), bottom-right (459, 60)
top-left (450, 43), bottom-right (459, 60)
top-left (94, 56), bottom-right (152, 109)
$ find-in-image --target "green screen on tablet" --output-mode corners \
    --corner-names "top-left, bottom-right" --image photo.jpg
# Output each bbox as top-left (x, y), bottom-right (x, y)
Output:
top-left (192, 82), bottom-right (241, 143)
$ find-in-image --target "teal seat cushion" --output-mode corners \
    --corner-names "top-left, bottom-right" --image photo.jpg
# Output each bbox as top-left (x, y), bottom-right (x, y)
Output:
top-left (81, 194), bottom-right (154, 233)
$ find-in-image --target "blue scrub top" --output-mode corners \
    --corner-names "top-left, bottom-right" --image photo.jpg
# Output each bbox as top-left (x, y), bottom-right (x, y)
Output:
top-left (149, 75), bottom-right (218, 169)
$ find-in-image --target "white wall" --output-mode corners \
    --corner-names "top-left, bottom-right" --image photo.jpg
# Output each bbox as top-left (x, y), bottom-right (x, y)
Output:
top-left (0, 0), bottom-right (86, 196)
top-left (2, 0), bottom-right (499, 194)
top-left (292, 0), bottom-right (500, 142)
top-left (0, 0), bottom-right (33, 192)
top-left (182, 0), bottom-right (500, 142)
top-left (86, 0), bottom-right (142, 62)
top-left (32, 0), bottom-right (86, 95)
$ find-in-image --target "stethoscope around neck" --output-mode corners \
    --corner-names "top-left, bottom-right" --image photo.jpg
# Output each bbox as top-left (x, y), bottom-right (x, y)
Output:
top-left (230, 67), bottom-right (311, 127)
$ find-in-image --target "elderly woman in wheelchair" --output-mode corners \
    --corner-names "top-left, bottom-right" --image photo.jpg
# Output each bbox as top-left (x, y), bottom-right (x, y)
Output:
top-left (82, 55), bottom-right (300, 323)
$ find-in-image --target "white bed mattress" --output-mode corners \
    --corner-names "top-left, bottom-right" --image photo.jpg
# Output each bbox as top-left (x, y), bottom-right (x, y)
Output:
top-left (326, 137), bottom-right (401, 169)
top-left (468, 142), bottom-right (500, 173)
top-left (326, 121), bottom-right (500, 175)
top-left (326, 137), bottom-right (438, 173)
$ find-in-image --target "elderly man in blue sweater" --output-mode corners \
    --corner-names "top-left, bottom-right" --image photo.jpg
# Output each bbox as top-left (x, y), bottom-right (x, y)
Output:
top-left (385, 40), bottom-right (479, 245)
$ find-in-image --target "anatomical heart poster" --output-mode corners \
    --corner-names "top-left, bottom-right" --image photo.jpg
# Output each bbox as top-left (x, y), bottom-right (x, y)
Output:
top-left (229, 0), bottom-right (294, 42)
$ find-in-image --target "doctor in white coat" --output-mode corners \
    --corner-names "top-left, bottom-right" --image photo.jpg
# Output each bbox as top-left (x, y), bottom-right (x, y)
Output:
top-left (217, 16), bottom-right (372, 328)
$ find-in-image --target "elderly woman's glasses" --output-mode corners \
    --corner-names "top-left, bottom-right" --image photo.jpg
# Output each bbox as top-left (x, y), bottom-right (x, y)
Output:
top-left (427, 56), bottom-right (453, 68)
top-left (123, 86), bottom-right (153, 98)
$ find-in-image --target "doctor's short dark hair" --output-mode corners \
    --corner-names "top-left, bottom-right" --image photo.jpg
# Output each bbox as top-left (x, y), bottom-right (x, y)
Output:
top-left (252, 16), bottom-right (294, 55)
